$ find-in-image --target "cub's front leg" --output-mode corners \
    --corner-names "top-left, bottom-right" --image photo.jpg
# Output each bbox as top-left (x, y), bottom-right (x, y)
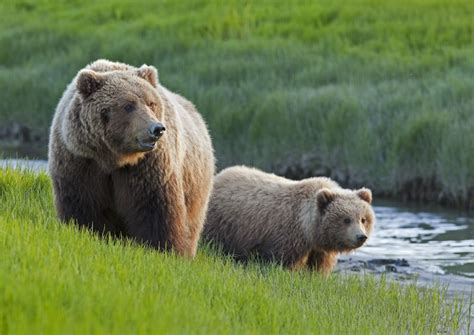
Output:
top-left (307, 250), bottom-right (338, 275)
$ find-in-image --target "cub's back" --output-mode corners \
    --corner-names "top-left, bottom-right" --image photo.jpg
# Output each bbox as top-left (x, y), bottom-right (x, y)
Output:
top-left (211, 166), bottom-right (295, 212)
top-left (203, 166), bottom-right (302, 257)
top-left (214, 165), bottom-right (293, 192)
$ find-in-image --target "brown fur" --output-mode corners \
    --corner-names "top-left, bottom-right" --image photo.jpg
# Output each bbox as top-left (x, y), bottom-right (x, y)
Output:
top-left (203, 166), bottom-right (375, 274)
top-left (48, 59), bottom-right (215, 257)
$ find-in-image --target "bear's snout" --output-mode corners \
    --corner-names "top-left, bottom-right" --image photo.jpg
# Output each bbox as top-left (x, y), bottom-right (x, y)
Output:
top-left (148, 122), bottom-right (166, 140)
top-left (135, 122), bottom-right (166, 152)
top-left (356, 234), bottom-right (367, 243)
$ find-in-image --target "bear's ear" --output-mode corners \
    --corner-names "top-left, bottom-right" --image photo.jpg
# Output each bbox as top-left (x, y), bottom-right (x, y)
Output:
top-left (356, 188), bottom-right (372, 204)
top-left (76, 70), bottom-right (105, 98)
top-left (136, 65), bottom-right (158, 88)
top-left (316, 188), bottom-right (336, 212)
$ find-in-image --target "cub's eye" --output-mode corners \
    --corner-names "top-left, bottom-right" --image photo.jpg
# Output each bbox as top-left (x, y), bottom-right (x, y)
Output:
top-left (124, 102), bottom-right (135, 113)
top-left (361, 218), bottom-right (367, 224)
top-left (147, 102), bottom-right (157, 110)
top-left (344, 218), bottom-right (351, 225)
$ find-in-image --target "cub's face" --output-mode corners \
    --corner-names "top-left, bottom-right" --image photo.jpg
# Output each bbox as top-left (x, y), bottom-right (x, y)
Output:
top-left (75, 65), bottom-right (165, 166)
top-left (316, 188), bottom-right (375, 252)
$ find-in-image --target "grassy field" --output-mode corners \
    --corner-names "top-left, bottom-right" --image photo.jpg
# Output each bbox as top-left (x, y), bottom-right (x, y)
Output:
top-left (0, 167), bottom-right (470, 334)
top-left (0, 0), bottom-right (473, 206)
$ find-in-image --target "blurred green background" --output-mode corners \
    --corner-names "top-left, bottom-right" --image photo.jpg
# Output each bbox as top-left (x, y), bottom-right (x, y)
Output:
top-left (1, 0), bottom-right (473, 206)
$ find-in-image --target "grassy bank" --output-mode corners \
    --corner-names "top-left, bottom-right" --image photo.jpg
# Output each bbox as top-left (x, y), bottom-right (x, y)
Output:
top-left (1, 0), bottom-right (473, 206)
top-left (0, 168), bottom-right (470, 334)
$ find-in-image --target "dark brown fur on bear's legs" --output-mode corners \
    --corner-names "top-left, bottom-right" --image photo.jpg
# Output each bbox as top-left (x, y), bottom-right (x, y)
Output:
top-left (51, 150), bottom-right (125, 237)
top-left (112, 155), bottom-right (192, 256)
top-left (51, 148), bottom-right (194, 256)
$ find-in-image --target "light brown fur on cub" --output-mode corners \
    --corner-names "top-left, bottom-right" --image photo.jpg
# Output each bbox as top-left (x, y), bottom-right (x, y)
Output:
top-left (203, 166), bottom-right (374, 274)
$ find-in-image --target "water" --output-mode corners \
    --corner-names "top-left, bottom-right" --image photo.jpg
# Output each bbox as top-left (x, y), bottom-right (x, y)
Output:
top-left (0, 158), bottom-right (48, 172)
top-left (1, 159), bottom-right (473, 279)
top-left (350, 202), bottom-right (474, 278)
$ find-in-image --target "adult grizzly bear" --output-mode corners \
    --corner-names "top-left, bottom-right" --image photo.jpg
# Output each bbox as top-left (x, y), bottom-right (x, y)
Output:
top-left (48, 59), bottom-right (214, 257)
top-left (203, 166), bottom-right (374, 274)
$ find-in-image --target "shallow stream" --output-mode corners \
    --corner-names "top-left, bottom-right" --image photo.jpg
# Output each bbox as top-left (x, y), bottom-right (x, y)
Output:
top-left (343, 201), bottom-right (474, 279)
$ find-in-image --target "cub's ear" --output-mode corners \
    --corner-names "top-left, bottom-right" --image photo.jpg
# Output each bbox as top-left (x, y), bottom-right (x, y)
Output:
top-left (356, 188), bottom-right (372, 204)
top-left (316, 188), bottom-right (336, 212)
top-left (136, 65), bottom-right (158, 88)
top-left (76, 70), bottom-right (105, 98)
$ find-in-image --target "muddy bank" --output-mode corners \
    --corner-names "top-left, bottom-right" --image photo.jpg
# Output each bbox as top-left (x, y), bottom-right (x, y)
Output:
top-left (274, 153), bottom-right (474, 211)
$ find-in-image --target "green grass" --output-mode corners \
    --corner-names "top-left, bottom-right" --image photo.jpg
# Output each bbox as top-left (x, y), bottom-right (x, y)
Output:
top-left (0, 168), bottom-right (470, 334)
top-left (1, 0), bottom-right (473, 205)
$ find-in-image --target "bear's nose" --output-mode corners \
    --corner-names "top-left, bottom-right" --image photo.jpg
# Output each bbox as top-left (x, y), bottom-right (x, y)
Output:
top-left (357, 234), bottom-right (367, 243)
top-left (148, 123), bottom-right (166, 139)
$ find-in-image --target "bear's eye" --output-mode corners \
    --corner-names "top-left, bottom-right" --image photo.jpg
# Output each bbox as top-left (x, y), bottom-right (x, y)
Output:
top-left (344, 218), bottom-right (351, 225)
top-left (361, 218), bottom-right (367, 224)
top-left (124, 102), bottom-right (135, 113)
top-left (147, 102), bottom-right (157, 110)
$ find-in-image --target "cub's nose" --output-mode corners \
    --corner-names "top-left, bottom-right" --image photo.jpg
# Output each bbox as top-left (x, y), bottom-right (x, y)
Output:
top-left (357, 234), bottom-right (368, 243)
top-left (148, 123), bottom-right (166, 139)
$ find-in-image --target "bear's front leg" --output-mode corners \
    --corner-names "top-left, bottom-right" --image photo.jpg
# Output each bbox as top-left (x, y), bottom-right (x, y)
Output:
top-left (183, 179), bottom-right (213, 258)
top-left (307, 250), bottom-right (338, 275)
top-left (112, 166), bottom-right (193, 257)
top-left (50, 155), bottom-right (121, 236)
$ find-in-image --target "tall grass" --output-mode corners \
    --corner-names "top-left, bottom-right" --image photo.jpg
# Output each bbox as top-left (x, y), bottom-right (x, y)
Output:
top-left (0, 0), bottom-right (473, 204)
top-left (0, 168), bottom-right (470, 334)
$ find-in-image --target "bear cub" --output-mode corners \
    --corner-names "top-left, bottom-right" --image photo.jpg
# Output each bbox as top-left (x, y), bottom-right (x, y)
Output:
top-left (203, 166), bottom-right (374, 274)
